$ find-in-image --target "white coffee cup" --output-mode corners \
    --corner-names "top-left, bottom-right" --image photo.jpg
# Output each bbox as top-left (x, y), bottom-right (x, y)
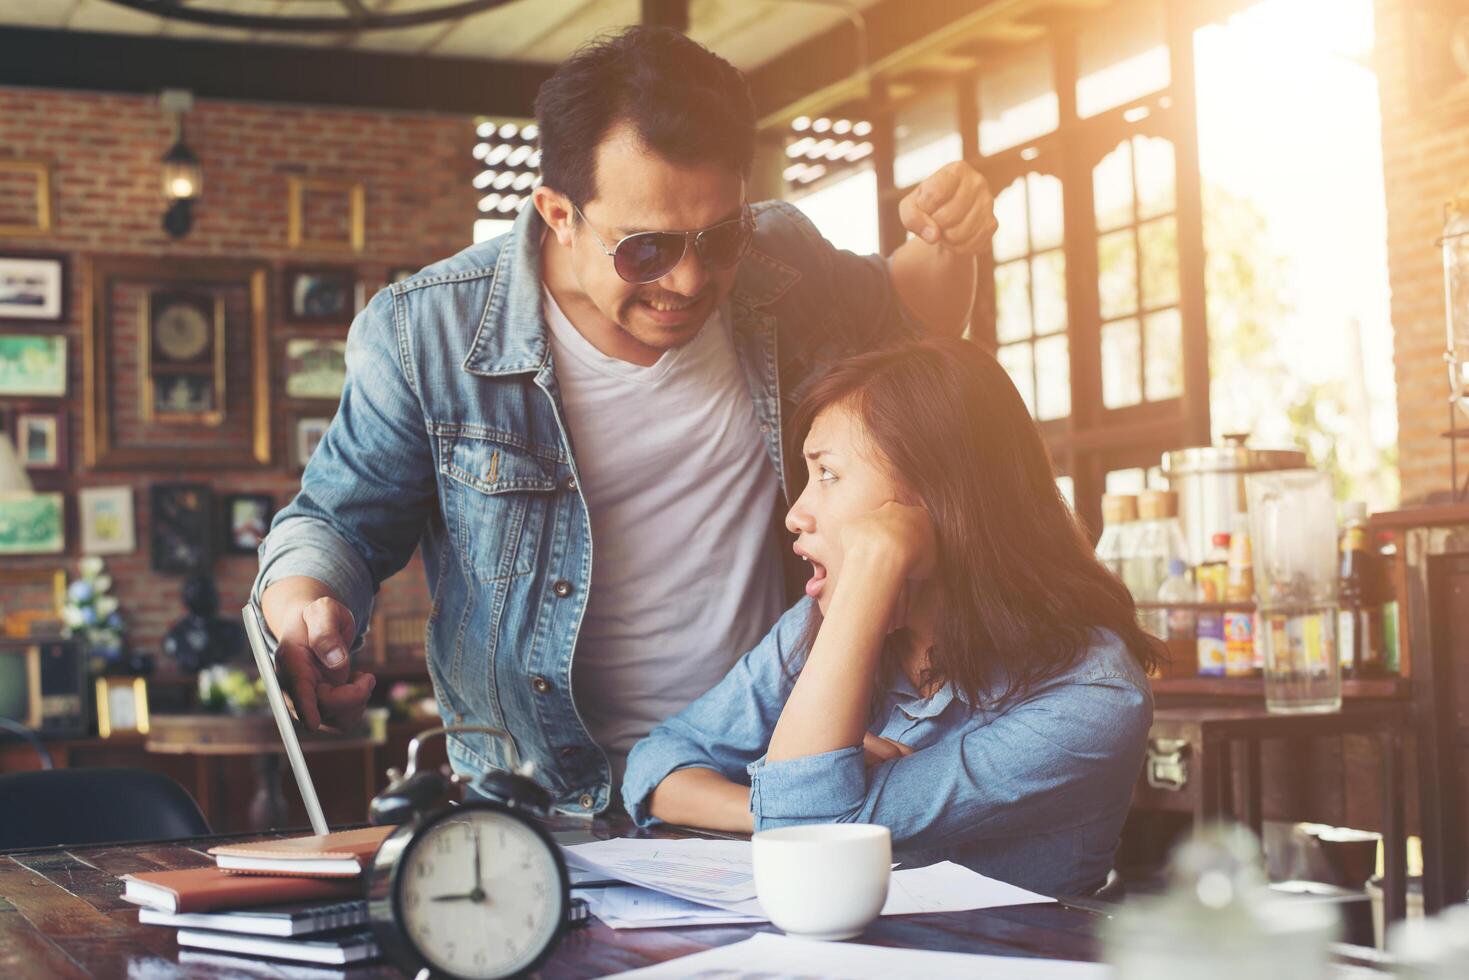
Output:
top-left (751, 823), bottom-right (891, 941)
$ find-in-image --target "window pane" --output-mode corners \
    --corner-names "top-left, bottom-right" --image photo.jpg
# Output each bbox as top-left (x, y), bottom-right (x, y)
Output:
top-left (1144, 307), bottom-right (1184, 401)
top-left (1076, 0), bottom-right (1170, 119)
top-left (998, 342), bottom-right (1035, 416)
top-left (1056, 475), bottom-right (1076, 509)
top-left (1032, 248), bottom-right (1067, 336)
top-left (1138, 216), bottom-right (1179, 308)
top-left (789, 165), bottom-right (879, 254)
top-left (1106, 467), bottom-right (1147, 494)
top-left (1134, 135), bottom-right (1176, 219)
top-left (1097, 229), bottom-right (1138, 320)
top-left (1101, 317), bottom-right (1142, 408)
top-left (895, 87), bottom-right (963, 188)
top-left (1027, 172), bottom-right (1065, 251)
top-left (474, 218), bottom-right (515, 243)
top-left (995, 260), bottom-right (1032, 343)
top-left (1093, 141), bottom-right (1134, 232)
top-left (979, 43), bottom-right (1059, 156)
top-left (1034, 333), bottom-right (1071, 421)
top-left (992, 178), bottom-right (1029, 262)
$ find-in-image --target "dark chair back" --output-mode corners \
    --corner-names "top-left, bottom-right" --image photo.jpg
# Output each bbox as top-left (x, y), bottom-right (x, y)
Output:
top-left (0, 767), bottom-right (210, 851)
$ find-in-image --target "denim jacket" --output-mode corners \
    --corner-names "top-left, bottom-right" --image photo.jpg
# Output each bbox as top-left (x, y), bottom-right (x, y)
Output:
top-left (252, 201), bottom-right (919, 814)
top-left (622, 599), bottom-right (1154, 897)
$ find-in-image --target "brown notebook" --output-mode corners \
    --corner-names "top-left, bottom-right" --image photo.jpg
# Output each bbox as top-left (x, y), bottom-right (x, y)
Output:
top-left (121, 866), bottom-right (361, 914)
top-left (209, 826), bottom-right (397, 878)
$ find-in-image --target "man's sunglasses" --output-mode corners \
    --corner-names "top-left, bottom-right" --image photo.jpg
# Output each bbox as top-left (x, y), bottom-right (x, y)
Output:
top-left (572, 204), bottom-right (755, 284)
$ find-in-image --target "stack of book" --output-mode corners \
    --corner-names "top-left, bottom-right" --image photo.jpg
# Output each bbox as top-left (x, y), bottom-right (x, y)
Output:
top-left (120, 825), bottom-right (394, 967)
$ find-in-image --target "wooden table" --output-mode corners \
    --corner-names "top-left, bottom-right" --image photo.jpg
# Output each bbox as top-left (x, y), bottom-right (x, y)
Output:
top-left (0, 815), bottom-right (1110, 979)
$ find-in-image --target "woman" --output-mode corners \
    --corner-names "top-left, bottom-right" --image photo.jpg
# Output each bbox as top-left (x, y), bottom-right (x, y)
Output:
top-left (621, 337), bottom-right (1157, 897)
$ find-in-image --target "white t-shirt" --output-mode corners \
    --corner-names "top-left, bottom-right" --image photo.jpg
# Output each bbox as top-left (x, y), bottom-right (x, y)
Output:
top-left (542, 289), bottom-right (785, 790)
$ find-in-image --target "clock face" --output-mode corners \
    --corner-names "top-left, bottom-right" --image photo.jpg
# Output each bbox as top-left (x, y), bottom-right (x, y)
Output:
top-left (153, 301), bottom-right (211, 362)
top-left (396, 809), bottom-right (565, 979)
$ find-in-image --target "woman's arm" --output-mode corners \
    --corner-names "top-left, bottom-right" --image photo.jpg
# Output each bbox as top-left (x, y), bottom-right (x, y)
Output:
top-left (646, 768), bottom-right (754, 833)
top-left (767, 502), bottom-right (933, 763)
top-left (765, 545), bottom-right (905, 762)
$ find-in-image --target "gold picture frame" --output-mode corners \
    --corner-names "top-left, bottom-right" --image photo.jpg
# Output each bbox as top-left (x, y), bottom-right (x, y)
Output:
top-left (84, 256), bottom-right (273, 469)
top-left (139, 290), bottom-right (227, 426)
top-left (0, 160), bottom-right (54, 237)
top-left (95, 675), bottom-right (150, 738)
top-left (287, 176), bottom-right (366, 253)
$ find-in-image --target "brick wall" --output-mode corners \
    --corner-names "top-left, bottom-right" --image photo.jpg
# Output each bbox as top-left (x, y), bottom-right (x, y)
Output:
top-left (0, 86), bottom-right (478, 666)
top-left (1376, 1), bottom-right (1469, 504)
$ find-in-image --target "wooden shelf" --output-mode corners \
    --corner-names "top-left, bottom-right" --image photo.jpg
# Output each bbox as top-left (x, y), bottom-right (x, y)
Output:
top-left (1151, 675), bottom-right (1410, 699)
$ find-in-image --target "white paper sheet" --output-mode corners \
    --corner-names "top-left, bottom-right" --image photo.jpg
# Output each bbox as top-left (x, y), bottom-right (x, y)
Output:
top-left (563, 838), bottom-right (761, 904)
top-left (604, 932), bottom-right (1115, 979)
top-left (569, 843), bottom-right (1055, 930)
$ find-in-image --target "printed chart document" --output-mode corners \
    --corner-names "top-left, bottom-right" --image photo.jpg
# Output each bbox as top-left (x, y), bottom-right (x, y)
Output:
top-left (605, 932), bottom-right (1115, 979)
top-left (565, 838), bottom-right (1054, 929)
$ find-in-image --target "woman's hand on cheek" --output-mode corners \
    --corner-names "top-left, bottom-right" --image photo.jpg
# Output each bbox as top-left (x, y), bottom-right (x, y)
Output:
top-left (841, 501), bottom-right (937, 582)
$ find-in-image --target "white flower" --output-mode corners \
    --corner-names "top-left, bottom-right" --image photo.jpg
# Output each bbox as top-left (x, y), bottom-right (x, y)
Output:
top-left (93, 574), bottom-right (113, 594)
top-left (62, 607), bottom-right (85, 628)
top-left (79, 556), bottom-right (104, 579)
top-left (95, 595), bottom-right (119, 618)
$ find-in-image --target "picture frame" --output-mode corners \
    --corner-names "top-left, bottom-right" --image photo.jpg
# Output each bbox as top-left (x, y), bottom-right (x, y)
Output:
top-left (0, 252), bottom-right (66, 322)
top-left (286, 176), bottom-right (365, 253)
top-left (0, 334), bottom-right (66, 397)
top-left (78, 485), bottom-right (136, 556)
top-left (84, 256), bottom-right (272, 469)
top-left (284, 338), bottom-right (347, 400)
top-left (14, 410), bottom-right (65, 471)
top-left (95, 675), bottom-right (150, 738)
top-left (0, 492), bottom-right (65, 556)
top-left (222, 493), bottom-right (273, 554)
top-left (141, 289), bottom-right (225, 426)
top-left (0, 161), bottom-right (54, 238)
top-left (149, 482), bottom-right (213, 574)
top-left (294, 417), bottom-right (330, 471)
top-left (282, 265), bottom-right (356, 324)
top-left (0, 567), bottom-right (66, 639)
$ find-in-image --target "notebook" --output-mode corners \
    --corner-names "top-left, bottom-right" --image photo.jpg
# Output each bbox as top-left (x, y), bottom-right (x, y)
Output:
top-left (120, 866), bottom-right (361, 914)
top-left (210, 826), bottom-right (395, 877)
top-left (175, 926), bottom-right (380, 965)
top-left (138, 899), bottom-right (368, 937)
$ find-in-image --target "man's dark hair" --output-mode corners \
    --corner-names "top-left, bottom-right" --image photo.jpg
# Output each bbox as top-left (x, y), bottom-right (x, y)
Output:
top-left (534, 26), bottom-right (756, 209)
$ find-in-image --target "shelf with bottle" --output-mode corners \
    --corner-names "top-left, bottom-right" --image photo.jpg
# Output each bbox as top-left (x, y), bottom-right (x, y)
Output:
top-left (1149, 675), bottom-right (1409, 700)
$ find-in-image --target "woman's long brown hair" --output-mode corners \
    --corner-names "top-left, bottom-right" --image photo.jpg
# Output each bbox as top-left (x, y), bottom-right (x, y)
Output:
top-left (788, 337), bottom-right (1160, 708)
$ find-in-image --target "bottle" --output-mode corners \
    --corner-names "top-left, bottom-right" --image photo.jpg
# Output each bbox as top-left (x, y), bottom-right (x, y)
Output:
top-left (1338, 501), bottom-right (1384, 679)
top-left (1097, 494), bottom-right (1139, 583)
top-left (1196, 532), bottom-right (1230, 677)
top-left (1377, 531), bottom-right (1400, 675)
top-left (1157, 559), bottom-right (1196, 642)
top-left (1223, 514), bottom-right (1257, 678)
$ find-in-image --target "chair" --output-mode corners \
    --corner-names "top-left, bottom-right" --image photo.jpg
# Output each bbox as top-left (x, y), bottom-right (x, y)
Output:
top-left (0, 767), bottom-right (210, 851)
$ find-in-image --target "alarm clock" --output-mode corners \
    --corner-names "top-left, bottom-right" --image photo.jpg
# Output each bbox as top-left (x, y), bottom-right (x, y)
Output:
top-left (364, 726), bottom-right (583, 979)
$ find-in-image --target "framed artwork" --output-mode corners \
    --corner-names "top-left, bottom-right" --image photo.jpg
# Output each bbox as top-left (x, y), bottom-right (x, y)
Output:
top-left (223, 493), bottom-right (273, 554)
top-left (14, 410), bottom-right (65, 471)
top-left (0, 567), bottom-right (66, 639)
top-left (286, 176), bottom-right (365, 253)
top-left (284, 338), bottom-right (347, 400)
top-left (0, 334), bottom-right (65, 396)
top-left (149, 483), bottom-right (213, 574)
top-left (295, 417), bottom-right (330, 471)
top-left (0, 252), bottom-right (65, 321)
top-left (95, 675), bottom-right (150, 738)
top-left (0, 492), bottom-right (64, 556)
top-left (0, 161), bottom-right (54, 238)
top-left (84, 256), bottom-right (272, 469)
top-left (78, 485), bottom-right (136, 556)
top-left (283, 265), bottom-right (355, 324)
top-left (141, 289), bottom-right (225, 426)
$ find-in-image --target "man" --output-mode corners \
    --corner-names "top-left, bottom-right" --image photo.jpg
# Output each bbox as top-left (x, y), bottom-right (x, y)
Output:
top-left (254, 26), bottom-right (996, 813)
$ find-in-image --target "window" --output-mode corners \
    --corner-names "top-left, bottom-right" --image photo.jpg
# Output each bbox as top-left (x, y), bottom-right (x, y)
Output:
top-left (993, 172), bottom-right (1070, 421)
top-left (979, 42), bottom-right (1059, 156)
top-left (1093, 135), bottom-right (1182, 409)
top-left (790, 165), bottom-right (881, 255)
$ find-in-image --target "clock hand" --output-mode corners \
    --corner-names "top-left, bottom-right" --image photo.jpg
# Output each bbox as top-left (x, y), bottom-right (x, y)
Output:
top-left (469, 823), bottom-right (487, 903)
top-left (430, 892), bottom-right (476, 902)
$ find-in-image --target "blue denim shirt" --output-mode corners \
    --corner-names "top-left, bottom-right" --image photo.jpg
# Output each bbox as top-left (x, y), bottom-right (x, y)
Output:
top-left (252, 201), bottom-right (919, 815)
top-left (622, 598), bottom-right (1154, 897)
